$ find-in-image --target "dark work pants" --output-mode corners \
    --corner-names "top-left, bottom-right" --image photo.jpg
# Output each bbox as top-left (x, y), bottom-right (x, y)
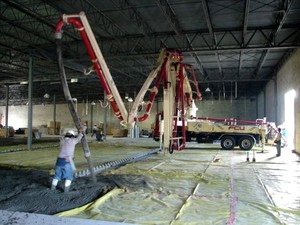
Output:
top-left (276, 141), bottom-right (281, 156)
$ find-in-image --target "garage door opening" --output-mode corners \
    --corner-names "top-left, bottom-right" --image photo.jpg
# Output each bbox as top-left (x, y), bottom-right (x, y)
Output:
top-left (284, 89), bottom-right (295, 150)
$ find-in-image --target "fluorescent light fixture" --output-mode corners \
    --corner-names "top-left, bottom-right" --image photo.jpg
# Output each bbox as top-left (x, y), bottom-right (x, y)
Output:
top-left (205, 87), bottom-right (211, 92)
top-left (20, 81), bottom-right (28, 85)
top-left (205, 83), bottom-right (211, 92)
top-left (71, 78), bottom-right (78, 83)
top-left (43, 93), bottom-right (50, 98)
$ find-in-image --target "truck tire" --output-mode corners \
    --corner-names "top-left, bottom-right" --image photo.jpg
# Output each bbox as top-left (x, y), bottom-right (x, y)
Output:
top-left (186, 131), bottom-right (192, 142)
top-left (221, 136), bottom-right (235, 150)
top-left (153, 137), bottom-right (159, 142)
top-left (239, 136), bottom-right (254, 150)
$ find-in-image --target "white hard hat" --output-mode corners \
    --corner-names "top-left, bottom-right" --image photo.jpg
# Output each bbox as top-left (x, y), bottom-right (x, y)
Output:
top-left (67, 130), bottom-right (75, 136)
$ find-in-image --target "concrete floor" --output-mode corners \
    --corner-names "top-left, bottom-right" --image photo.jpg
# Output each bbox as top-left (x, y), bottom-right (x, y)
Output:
top-left (0, 136), bottom-right (299, 225)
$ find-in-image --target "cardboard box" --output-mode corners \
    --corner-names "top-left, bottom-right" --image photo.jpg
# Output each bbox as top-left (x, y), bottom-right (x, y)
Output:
top-left (24, 128), bottom-right (39, 138)
top-left (48, 121), bottom-right (61, 128)
top-left (111, 129), bottom-right (128, 137)
top-left (47, 127), bottom-right (60, 135)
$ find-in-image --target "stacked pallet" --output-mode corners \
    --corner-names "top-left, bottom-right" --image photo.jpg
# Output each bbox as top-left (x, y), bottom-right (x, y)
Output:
top-left (47, 121), bottom-right (61, 135)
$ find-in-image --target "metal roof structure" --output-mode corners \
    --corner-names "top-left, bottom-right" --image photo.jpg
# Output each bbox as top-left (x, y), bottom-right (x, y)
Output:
top-left (0, 0), bottom-right (300, 105)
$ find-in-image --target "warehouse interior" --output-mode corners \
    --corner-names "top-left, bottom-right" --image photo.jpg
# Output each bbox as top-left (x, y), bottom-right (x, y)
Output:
top-left (0, 1), bottom-right (300, 224)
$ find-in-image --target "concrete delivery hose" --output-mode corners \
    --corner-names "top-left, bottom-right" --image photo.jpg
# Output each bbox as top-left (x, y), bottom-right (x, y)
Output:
top-left (55, 38), bottom-right (96, 182)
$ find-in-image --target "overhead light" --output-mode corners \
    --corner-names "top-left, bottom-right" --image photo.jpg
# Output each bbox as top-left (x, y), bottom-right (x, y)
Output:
top-left (91, 101), bottom-right (96, 105)
top-left (125, 93), bottom-right (129, 99)
top-left (43, 93), bottom-right (50, 98)
top-left (71, 78), bottom-right (78, 83)
top-left (205, 84), bottom-right (211, 92)
top-left (128, 97), bottom-right (133, 102)
top-left (205, 87), bottom-right (211, 92)
top-left (20, 81), bottom-right (28, 85)
top-left (72, 98), bottom-right (77, 101)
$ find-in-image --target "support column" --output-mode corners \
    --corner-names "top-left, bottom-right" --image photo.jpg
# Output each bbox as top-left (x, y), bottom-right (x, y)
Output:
top-left (91, 103), bottom-right (94, 133)
top-left (27, 56), bottom-right (33, 150)
top-left (53, 93), bottom-right (56, 133)
top-left (5, 85), bottom-right (9, 137)
top-left (255, 95), bottom-right (258, 119)
top-left (263, 87), bottom-right (266, 117)
top-left (274, 78), bottom-right (278, 125)
top-left (103, 91), bottom-right (107, 141)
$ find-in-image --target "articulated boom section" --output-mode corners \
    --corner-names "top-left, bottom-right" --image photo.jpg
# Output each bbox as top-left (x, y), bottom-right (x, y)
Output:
top-left (128, 49), bottom-right (167, 125)
top-left (162, 50), bottom-right (202, 153)
top-left (54, 12), bottom-right (201, 146)
top-left (55, 12), bottom-right (127, 126)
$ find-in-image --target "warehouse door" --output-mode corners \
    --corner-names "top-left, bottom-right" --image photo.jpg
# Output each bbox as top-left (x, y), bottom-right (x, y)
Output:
top-left (284, 90), bottom-right (295, 150)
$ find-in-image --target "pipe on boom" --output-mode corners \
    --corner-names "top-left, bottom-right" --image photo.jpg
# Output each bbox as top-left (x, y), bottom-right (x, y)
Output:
top-left (134, 53), bottom-right (169, 122)
top-left (54, 16), bottom-right (125, 123)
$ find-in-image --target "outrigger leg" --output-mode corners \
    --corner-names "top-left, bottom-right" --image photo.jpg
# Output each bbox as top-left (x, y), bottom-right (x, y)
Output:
top-left (252, 148), bottom-right (256, 162)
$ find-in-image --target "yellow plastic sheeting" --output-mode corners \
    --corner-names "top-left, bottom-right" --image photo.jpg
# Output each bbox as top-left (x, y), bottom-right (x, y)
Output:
top-left (56, 145), bottom-right (300, 225)
top-left (173, 197), bottom-right (230, 225)
top-left (58, 189), bottom-right (230, 225)
top-left (226, 152), bottom-right (300, 225)
top-left (58, 188), bottom-right (125, 218)
top-left (59, 190), bottom-right (180, 224)
top-left (56, 149), bottom-right (234, 224)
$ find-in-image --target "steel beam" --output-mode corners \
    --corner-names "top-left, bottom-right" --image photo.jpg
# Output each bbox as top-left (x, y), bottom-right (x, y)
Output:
top-left (239, 0), bottom-right (251, 79)
top-left (202, 0), bottom-right (223, 78)
top-left (254, 0), bottom-right (295, 76)
top-left (155, 0), bottom-right (207, 78)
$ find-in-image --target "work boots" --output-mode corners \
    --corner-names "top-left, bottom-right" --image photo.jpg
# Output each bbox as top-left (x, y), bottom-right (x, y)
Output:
top-left (51, 184), bottom-right (56, 191)
top-left (50, 179), bottom-right (71, 192)
top-left (64, 185), bottom-right (70, 192)
top-left (64, 180), bottom-right (72, 192)
top-left (51, 178), bottom-right (58, 191)
top-left (50, 184), bottom-right (70, 192)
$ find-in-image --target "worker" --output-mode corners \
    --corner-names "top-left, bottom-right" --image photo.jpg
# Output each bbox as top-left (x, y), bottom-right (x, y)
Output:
top-left (51, 127), bottom-right (83, 192)
top-left (91, 124), bottom-right (98, 138)
top-left (95, 127), bottom-right (103, 142)
top-left (274, 127), bottom-right (282, 157)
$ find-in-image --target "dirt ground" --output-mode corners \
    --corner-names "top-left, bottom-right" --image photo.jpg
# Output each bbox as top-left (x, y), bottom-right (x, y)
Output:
top-left (0, 166), bottom-right (116, 215)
